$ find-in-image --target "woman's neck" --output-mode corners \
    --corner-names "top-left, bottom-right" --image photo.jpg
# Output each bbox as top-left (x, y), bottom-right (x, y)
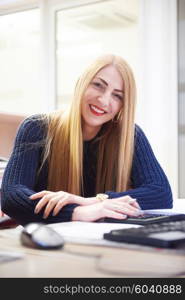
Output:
top-left (82, 125), bottom-right (101, 141)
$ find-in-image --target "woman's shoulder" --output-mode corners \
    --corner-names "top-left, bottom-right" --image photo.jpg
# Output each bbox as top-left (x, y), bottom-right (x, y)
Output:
top-left (134, 123), bottom-right (145, 138)
top-left (16, 113), bottom-right (48, 143)
top-left (20, 113), bottom-right (47, 128)
top-left (134, 123), bottom-right (152, 150)
top-left (22, 113), bottom-right (47, 126)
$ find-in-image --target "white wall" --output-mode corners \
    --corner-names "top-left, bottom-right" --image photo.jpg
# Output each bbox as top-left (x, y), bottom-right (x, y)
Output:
top-left (137, 0), bottom-right (178, 197)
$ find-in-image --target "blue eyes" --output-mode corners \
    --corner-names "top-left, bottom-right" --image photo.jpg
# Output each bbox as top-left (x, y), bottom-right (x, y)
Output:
top-left (91, 81), bottom-right (123, 101)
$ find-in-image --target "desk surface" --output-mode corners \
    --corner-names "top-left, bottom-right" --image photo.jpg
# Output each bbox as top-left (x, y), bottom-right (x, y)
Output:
top-left (0, 199), bottom-right (185, 278)
top-left (0, 225), bottom-right (185, 278)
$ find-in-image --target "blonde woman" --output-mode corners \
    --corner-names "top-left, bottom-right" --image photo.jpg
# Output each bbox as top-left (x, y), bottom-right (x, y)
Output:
top-left (1, 54), bottom-right (172, 225)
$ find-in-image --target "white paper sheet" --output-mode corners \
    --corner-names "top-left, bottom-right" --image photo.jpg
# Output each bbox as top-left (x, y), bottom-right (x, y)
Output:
top-left (48, 221), bottom-right (141, 246)
top-left (48, 199), bottom-right (185, 246)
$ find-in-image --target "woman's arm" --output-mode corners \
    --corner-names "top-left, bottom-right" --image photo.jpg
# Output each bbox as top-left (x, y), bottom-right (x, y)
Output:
top-left (30, 190), bottom-right (141, 221)
top-left (105, 125), bottom-right (173, 210)
top-left (1, 115), bottom-right (78, 225)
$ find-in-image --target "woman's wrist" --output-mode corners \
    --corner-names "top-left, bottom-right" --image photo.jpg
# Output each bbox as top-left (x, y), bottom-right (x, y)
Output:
top-left (80, 196), bottom-right (98, 205)
top-left (72, 202), bottom-right (103, 221)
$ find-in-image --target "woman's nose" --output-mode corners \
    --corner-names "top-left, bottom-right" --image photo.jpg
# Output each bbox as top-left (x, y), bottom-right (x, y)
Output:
top-left (98, 92), bottom-right (110, 107)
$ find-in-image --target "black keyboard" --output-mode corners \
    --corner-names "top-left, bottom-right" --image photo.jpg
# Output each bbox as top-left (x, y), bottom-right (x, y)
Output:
top-left (104, 217), bottom-right (185, 248)
top-left (104, 213), bottom-right (185, 225)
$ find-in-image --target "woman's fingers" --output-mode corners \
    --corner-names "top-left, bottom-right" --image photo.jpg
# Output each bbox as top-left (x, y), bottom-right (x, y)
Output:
top-left (127, 198), bottom-right (141, 209)
top-left (30, 190), bottom-right (50, 200)
top-left (117, 202), bottom-right (141, 216)
top-left (32, 190), bottom-right (81, 218)
top-left (43, 194), bottom-right (70, 218)
top-left (116, 196), bottom-right (141, 210)
top-left (42, 195), bottom-right (62, 219)
top-left (131, 201), bottom-right (141, 209)
top-left (104, 200), bottom-right (141, 217)
top-left (52, 196), bottom-right (69, 216)
top-left (34, 192), bottom-right (72, 218)
top-left (105, 209), bottom-right (127, 220)
top-left (114, 206), bottom-right (140, 217)
top-left (34, 193), bottom-right (54, 214)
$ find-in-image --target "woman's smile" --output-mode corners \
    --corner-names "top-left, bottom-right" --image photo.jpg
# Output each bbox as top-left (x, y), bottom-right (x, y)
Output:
top-left (89, 104), bottom-right (107, 116)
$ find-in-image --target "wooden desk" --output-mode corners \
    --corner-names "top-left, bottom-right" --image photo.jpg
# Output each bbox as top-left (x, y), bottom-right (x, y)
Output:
top-left (0, 226), bottom-right (185, 278)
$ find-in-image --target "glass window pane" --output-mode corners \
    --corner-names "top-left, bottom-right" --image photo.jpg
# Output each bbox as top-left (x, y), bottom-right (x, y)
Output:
top-left (0, 9), bottom-right (40, 114)
top-left (56, 0), bottom-right (139, 110)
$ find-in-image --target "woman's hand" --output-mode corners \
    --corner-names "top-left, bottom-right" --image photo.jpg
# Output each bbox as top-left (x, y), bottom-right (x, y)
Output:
top-left (72, 196), bottom-right (142, 222)
top-left (29, 190), bottom-right (97, 219)
top-left (30, 190), bottom-right (141, 221)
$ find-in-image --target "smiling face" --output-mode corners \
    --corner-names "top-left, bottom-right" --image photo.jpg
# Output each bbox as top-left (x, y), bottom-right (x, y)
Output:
top-left (81, 64), bottom-right (124, 140)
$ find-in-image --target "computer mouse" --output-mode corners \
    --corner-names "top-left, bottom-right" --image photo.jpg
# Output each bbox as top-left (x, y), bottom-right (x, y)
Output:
top-left (20, 223), bottom-right (64, 250)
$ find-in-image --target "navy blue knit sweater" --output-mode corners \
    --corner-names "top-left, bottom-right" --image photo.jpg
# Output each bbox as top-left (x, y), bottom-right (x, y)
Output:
top-left (1, 115), bottom-right (173, 225)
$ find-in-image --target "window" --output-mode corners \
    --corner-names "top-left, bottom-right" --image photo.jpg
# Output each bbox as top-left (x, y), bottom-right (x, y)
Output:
top-left (0, 9), bottom-right (40, 114)
top-left (56, 0), bottom-right (139, 110)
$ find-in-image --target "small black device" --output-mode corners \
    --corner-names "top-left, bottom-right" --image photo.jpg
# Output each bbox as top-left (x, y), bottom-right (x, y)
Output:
top-left (0, 215), bottom-right (18, 229)
top-left (104, 213), bottom-right (185, 225)
top-left (20, 223), bottom-right (64, 250)
top-left (104, 218), bottom-right (185, 248)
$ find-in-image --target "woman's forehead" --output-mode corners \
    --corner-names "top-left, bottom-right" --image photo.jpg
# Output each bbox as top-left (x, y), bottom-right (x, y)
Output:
top-left (94, 65), bottom-right (123, 89)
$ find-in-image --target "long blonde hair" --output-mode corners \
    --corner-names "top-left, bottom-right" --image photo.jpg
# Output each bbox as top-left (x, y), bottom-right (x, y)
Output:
top-left (42, 54), bottom-right (136, 195)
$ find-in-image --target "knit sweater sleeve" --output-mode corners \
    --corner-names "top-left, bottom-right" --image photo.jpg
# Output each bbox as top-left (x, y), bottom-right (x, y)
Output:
top-left (1, 115), bottom-right (78, 225)
top-left (105, 125), bottom-right (173, 210)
